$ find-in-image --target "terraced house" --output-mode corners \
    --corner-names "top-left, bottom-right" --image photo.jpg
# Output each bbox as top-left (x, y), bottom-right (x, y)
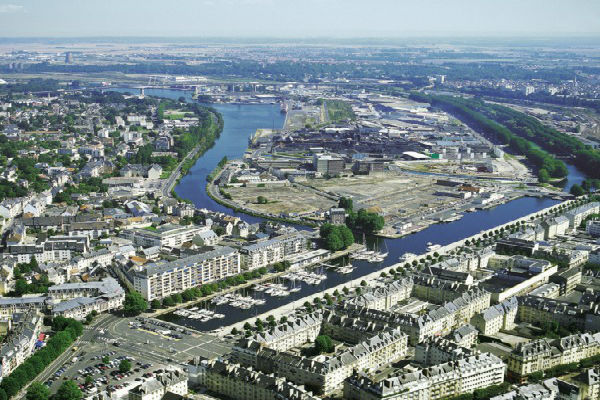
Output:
top-left (507, 332), bottom-right (600, 380)
top-left (344, 353), bottom-right (505, 400)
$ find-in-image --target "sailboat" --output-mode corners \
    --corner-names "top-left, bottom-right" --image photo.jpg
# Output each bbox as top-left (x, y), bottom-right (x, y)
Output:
top-left (368, 238), bottom-right (388, 263)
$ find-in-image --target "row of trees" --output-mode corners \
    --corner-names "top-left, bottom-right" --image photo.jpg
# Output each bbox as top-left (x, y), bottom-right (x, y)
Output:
top-left (444, 383), bottom-right (510, 400)
top-left (411, 93), bottom-right (568, 181)
top-left (26, 380), bottom-right (82, 400)
top-left (149, 267), bottom-right (270, 310)
top-left (0, 317), bottom-right (83, 400)
top-left (439, 94), bottom-right (600, 181)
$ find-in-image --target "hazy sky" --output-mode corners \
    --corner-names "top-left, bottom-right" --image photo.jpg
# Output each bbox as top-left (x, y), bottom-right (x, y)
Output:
top-left (0, 0), bottom-right (599, 38)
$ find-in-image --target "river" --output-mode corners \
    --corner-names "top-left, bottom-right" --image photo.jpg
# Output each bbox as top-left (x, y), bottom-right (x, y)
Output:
top-left (109, 87), bottom-right (586, 331)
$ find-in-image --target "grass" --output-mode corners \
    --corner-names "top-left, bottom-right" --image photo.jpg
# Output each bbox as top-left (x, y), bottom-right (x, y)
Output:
top-left (164, 112), bottom-right (191, 120)
top-left (325, 100), bottom-right (356, 122)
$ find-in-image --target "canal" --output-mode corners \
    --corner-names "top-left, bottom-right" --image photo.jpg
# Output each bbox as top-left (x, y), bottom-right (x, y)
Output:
top-left (110, 87), bottom-right (585, 332)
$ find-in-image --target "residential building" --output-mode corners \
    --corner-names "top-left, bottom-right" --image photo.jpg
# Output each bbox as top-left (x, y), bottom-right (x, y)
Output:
top-left (128, 369), bottom-right (187, 400)
top-left (471, 297), bottom-right (518, 336)
top-left (0, 311), bottom-right (43, 379)
top-left (191, 358), bottom-right (320, 400)
top-left (507, 332), bottom-right (600, 379)
top-left (132, 247), bottom-right (240, 300)
top-left (344, 353), bottom-right (505, 400)
top-left (240, 233), bottom-right (307, 270)
top-left (123, 224), bottom-right (210, 249)
top-left (565, 202), bottom-right (600, 228)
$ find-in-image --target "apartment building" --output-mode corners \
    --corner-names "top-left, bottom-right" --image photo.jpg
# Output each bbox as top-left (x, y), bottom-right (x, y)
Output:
top-left (237, 327), bottom-right (408, 394)
top-left (471, 297), bottom-right (518, 336)
top-left (574, 367), bottom-right (600, 400)
top-left (411, 274), bottom-right (471, 304)
top-left (132, 247), bottom-right (240, 300)
top-left (48, 277), bottom-right (125, 320)
top-left (123, 224), bottom-right (209, 249)
top-left (338, 289), bottom-right (490, 346)
top-left (240, 233), bottom-right (307, 270)
top-left (191, 358), bottom-right (320, 400)
top-left (507, 332), bottom-right (600, 379)
top-left (0, 311), bottom-right (43, 379)
top-left (252, 311), bottom-right (323, 352)
top-left (541, 216), bottom-right (569, 239)
top-left (344, 353), bottom-right (505, 400)
top-left (415, 337), bottom-right (473, 366)
top-left (446, 324), bottom-right (478, 349)
top-left (322, 310), bottom-right (392, 345)
top-left (128, 369), bottom-right (187, 400)
top-left (516, 296), bottom-right (600, 332)
top-left (564, 202), bottom-right (600, 228)
top-left (0, 297), bottom-right (47, 318)
top-left (349, 279), bottom-right (413, 311)
top-left (491, 378), bottom-right (579, 400)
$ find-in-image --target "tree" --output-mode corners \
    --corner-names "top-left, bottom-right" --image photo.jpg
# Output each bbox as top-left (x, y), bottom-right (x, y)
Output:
top-left (172, 293), bottom-right (183, 304)
top-left (150, 299), bottom-right (161, 309)
top-left (570, 184), bottom-right (586, 197)
top-left (119, 359), bottom-right (131, 373)
top-left (0, 376), bottom-right (19, 398)
top-left (26, 383), bottom-right (49, 400)
top-left (162, 297), bottom-right (175, 307)
top-left (123, 291), bottom-right (148, 316)
top-left (538, 168), bottom-right (550, 183)
top-left (55, 381), bottom-right (82, 400)
top-left (314, 335), bottom-right (334, 354)
top-left (338, 197), bottom-right (353, 211)
top-left (340, 226), bottom-right (355, 248)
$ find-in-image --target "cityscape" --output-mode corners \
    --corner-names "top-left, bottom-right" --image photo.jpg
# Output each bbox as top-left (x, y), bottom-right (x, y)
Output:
top-left (1, 1), bottom-right (600, 400)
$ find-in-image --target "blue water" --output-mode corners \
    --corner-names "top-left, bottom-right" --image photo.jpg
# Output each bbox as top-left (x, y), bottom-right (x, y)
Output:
top-left (110, 87), bottom-right (586, 331)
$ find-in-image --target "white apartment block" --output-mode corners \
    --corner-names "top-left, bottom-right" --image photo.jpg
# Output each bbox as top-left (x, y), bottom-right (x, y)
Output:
top-left (565, 202), bottom-right (600, 228)
top-left (133, 247), bottom-right (240, 300)
top-left (240, 233), bottom-right (307, 270)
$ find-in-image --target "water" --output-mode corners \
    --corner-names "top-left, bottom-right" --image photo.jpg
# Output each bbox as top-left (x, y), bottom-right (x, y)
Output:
top-left (109, 87), bottom-right (285, 223)
top-left (109, 87), bottom-right (582, 331)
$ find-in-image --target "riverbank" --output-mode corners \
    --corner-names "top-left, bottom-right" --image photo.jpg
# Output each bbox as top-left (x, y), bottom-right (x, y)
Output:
top-left (205, 165), bottom-right (318, 228)
top-left (216, 197), bottom-right (574, 336)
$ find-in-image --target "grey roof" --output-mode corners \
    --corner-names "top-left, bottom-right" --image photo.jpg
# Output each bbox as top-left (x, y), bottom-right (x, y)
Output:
top-left (52, 297), bottom-right (96, 313)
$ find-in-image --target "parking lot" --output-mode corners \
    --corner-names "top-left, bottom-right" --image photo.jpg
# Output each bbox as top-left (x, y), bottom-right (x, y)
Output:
top-left (45, 349), bottom-right (163, 396)
top-left (35, 314), bottom-right (234, 398)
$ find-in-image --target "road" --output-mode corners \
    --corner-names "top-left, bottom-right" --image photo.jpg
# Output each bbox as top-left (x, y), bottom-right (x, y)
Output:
top-left (14, 314), bottom-right (114, 400)
top-left (162, 143), bottom-right (203, 198)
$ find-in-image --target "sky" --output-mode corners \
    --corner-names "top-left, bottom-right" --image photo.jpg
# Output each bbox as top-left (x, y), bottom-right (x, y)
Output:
top-left (0, 0), bottom-right (599, 38)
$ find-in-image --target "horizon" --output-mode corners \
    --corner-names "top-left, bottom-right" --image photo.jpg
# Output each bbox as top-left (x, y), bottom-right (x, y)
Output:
top-left (0, 0), bottom-right (599, 38)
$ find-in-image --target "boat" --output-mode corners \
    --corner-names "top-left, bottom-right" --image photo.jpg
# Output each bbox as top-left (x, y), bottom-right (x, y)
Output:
top-left (280, 102), bottom-right (288, 114)
top-left (399, 252), bottom-right (417, 262)
top-left (427, 243), bottom-right (442, 252)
